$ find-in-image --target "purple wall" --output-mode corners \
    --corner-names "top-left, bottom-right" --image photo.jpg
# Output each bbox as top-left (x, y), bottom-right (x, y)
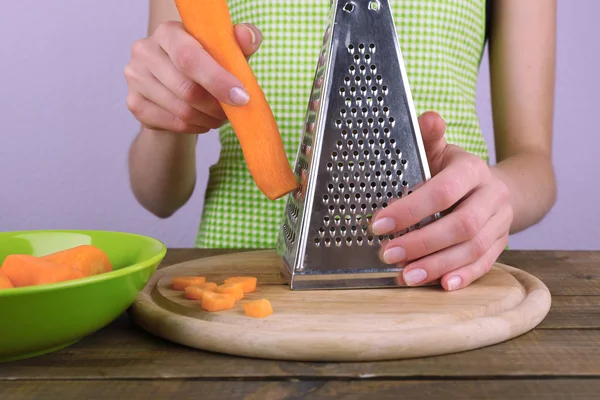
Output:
top-left (0, 0), bottom-right (597, 250)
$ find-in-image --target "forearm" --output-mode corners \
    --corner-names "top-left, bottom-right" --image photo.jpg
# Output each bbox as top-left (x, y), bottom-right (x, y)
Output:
top-left (490, 152), bottom-right (556, 234)
top-left (128, 127), bottom-right (198, 218)
top-left (486, 0), bottom-right (557, 235)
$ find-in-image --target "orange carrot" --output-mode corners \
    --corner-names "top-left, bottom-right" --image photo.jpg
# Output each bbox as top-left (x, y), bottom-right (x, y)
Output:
top-left (42, 245), bottom-right (112, 277)
top-left (0, 254), bottom-right (84, 287)
top-left (196, 282), bottom-right (218, 290)
top-left (0, 272), bottom-right (13, 289)
top-left (173, 0), bottom-right (299, 200)
top-left (201, 291), bottom-right (236, 312)
top-left (184, 286), bottom-right (213, 300)
top-left (171, 276), bottom-right (206, 291)
top-left (243, 299), bottom-right (273, 318)
top-left (183, 282), bottom-right (217, 299)
top-left (224, 276), bottom-right (257, 293)
top-left (215, 282), bottom-right (244, 301)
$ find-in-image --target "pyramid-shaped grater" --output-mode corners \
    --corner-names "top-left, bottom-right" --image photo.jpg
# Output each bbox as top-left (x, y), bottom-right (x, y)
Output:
top-left (275, 0), bottom-right (440, 290)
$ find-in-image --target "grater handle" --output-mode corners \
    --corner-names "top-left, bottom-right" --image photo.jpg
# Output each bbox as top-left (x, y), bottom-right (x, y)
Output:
top-left (173, 0), bottom-right (299, 200)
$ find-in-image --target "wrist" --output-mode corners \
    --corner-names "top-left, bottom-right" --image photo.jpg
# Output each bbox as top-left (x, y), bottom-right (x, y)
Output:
top-left (139, 126), bottom-right (198, 145)
top-left (487, 152), bottom-right (556, 233)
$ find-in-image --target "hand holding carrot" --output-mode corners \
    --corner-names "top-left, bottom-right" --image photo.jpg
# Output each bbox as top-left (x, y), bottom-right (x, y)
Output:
top-left (124, 20), bottom-right (263, 134)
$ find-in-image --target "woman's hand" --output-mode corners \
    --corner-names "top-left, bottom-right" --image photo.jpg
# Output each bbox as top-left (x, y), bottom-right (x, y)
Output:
top-left (126, 16), bottom-right (264, 218)
top-left (371, 111), bottom-right (513, 291)
top-left (124, 20), bottom-right (262, 134)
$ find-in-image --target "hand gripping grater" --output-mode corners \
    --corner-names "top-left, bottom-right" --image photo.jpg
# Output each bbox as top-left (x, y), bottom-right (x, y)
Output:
top-left (275, 0), bottom-right (439, 290)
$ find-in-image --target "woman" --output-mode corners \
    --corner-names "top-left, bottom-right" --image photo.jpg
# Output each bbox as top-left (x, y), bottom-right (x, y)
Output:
top-left (124, 0), bottom-right (557, 291)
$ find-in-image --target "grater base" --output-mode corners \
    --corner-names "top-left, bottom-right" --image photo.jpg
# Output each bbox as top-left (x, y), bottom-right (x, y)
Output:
top-left (280, 257), bottom-right (440, 290)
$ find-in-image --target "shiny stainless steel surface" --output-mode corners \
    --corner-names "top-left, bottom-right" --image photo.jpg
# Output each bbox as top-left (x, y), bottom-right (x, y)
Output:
top-left (276, 0), bottom-right (439, 290)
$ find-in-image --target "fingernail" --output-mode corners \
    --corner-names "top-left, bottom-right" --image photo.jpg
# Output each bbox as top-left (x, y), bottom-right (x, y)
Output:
top-left (383, 247), bottom-right (406, 264)
top-left (229, 87), bottom-right (250, 106)
top-left (404, 268), bottom-right (427, 285)
top-left (243, 23), bottom-right (256, 45)
top-left (446, 276), bottom-right (462, 291)
top-left (371, 217), bottom-right (395, 235)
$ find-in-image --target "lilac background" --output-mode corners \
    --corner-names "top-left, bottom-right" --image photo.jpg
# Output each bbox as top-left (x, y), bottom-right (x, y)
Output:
top-left (0, 0), bottom-right (597, 250)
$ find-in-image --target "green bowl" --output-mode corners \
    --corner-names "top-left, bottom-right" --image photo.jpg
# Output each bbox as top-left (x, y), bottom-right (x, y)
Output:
top-left (0, 230), bottom-right (167, 362)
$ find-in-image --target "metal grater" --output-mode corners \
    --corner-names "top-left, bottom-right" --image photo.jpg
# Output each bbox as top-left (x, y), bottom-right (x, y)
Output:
top-left (275, 0), bottom-right (439, 290)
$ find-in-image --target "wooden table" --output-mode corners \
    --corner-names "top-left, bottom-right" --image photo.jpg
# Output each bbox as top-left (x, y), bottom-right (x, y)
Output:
top-left (1, 249), bottom-right (599, 399)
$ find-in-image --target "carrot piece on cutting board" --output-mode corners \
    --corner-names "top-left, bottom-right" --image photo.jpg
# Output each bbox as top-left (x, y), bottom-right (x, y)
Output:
top-left (0, 272), bottom-right (13, 289)
top-left (224, 276), bottom-right (257, 293)
top-left (184, 286), bottom-right (212, 300)
top-left (183, 282), bottom-right (217, 300)
top-left (42, 245), bottom-right (112, 277)
top-left (171, 276), bottom-right (206, 291)
top-left (215, 282), bottom-right (244, 301)
top-left (0, 254), bottom-right (84, 287)
top-left (201, 291), bottom-right (236, 312)
top-left (197, 282), bottom-right (217, 290)
top-left (243, 299), bottom-right (273, 318)
top-left (173, 0), bottom-right (299, 200)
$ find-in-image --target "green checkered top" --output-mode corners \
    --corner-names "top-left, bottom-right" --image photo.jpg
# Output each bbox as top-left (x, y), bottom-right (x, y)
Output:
top-left (195, 0), bottom-right (489, 249)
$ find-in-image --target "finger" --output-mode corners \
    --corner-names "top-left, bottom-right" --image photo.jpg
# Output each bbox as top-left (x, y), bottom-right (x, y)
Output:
top-left (234, 23), bottom-right (263, 58)
top-left (147, 40), bottom-right (228, 120)
top-left (155, 21), bottom-right (250, 106)
top-left (378, 182), bottom-right (507, 264)
top-left (128, 35), bottom-right (227, 121)
top-left (417, 111), bottom-right (447, 168)
top-left (398, 203), bottom-right (512, 287)
top-left (126, 91), bottom-right (209, 134)
top-left (131, 71), bottom-right (223, 129)
top-left (371, 151), bottom-right (490, 236)
top-left (440, 235), bottom-right (508, 291)
top-left (150, 53), bottom-right (227, 121)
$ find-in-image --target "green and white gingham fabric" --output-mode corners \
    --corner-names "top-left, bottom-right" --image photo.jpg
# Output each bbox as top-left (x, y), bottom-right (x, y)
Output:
top-left (195, 0), bottom-right (489, 249)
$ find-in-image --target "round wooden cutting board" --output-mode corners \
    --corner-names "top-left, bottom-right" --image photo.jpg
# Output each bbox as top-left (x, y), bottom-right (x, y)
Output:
top-left (128, 250), bottom-right (551, 362)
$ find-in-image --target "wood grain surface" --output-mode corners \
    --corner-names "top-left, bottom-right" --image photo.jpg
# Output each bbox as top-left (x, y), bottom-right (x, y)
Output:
top-left (1, 249), bottom-right (598, 400)
top-left (128, 250), bottom-right (551, 361)
top-left (2, 321), bottom-right (600, 380)
top-left (2, 380), bottom-right (599, 400)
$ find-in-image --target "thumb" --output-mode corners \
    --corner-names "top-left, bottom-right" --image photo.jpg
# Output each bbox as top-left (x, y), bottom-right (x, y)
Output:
top-left (234, 23), bottom-right (263, 60)
top-left (418, 111), bottom-right (447, 164)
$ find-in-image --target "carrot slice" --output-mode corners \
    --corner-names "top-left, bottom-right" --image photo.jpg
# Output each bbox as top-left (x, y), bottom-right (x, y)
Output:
top-left (171, 276), bottom-right (206, 291)
top-left (183, 282), bottom-right (217, 299)
top-left (224, 276), bottom-right (257, 293)
top-left (196, 282), bottom-right (217, 290)
top-left (173, 0), bottom-right (299, 200)
top-left (0, 272), bottom-right (13, 289)
top-left (42, 245), bottom-right (112, 277)
top-left (243, 299), bottom-right (273, 318)
top-left (215, 282), bottom-right (244, 301)
top-left (0, 254), bottom-right (84, 287)
top-left (201, 291), bottom-right (236, 312)
top-left (184, 286), bottom-right (213, 300)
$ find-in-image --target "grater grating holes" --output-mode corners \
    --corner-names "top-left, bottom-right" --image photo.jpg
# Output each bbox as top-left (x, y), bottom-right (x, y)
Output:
top-left (313, 39), bottom-right (412, 248)
top-left (369, 1), bottom-right (381, 11)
